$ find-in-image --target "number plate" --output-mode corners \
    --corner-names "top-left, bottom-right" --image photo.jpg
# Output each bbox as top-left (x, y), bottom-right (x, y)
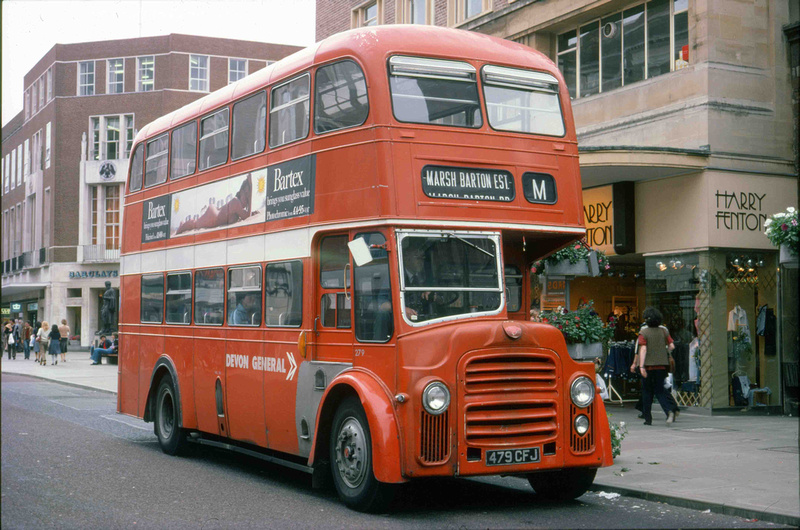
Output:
top-left (486, 447), bottom-right (541, 466)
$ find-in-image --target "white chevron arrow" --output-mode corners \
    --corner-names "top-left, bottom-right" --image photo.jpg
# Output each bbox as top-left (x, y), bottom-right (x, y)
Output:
top-left (286, 351), bottom-right (297, 381)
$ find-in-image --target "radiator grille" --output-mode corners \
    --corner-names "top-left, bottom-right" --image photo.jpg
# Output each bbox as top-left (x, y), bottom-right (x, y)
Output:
top-left (461, 352), bottom-right (559, 447)
top-left (570, 403), bottom-right (594, 453)
top-left (420, 410), bottom-right (450, 464)
top-left (464, 354), bottom-right (557, 394)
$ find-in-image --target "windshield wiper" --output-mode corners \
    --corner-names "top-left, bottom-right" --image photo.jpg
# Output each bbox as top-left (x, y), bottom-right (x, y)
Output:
top-left (444, 232), bottom-right (494, 258)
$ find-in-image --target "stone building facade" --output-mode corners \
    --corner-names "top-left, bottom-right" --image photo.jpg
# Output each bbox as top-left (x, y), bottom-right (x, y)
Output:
top-left (2, 34), bottom-right (301, 346)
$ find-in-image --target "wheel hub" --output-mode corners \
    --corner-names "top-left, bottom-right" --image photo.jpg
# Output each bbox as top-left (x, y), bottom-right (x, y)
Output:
top-left (335, 417), bottom-right (367, 489)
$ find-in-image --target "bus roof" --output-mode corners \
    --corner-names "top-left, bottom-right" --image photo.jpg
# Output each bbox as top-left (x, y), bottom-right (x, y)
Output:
top-left (134, 25), bottom-right (563, 144)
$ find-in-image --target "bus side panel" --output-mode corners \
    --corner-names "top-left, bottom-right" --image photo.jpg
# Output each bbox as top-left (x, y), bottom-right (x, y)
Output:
top-left (193, 331), bottom-right (225, 437)
top-left (138, 325), bottom-right (165, 419)
top-left (165, 325), bottom-right (198, 430)
top-left (118, 275), bottom-right (140, 416)
top-left (262, 333), bottom-right (301, 454)
top-left (225, 328), bottom-right (267, 447)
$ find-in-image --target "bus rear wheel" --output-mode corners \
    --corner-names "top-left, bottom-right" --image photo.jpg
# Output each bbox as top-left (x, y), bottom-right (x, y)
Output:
top-left (329, 396), bottom-right (394, 512)
top-left (154, 377), bottom-right (188, 456)
top-left (527, 467), bottom-right (597, 501)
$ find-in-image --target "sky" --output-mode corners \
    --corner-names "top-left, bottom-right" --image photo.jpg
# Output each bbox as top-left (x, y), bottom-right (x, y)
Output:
top-left (1, 0), bottom-right (317, 127)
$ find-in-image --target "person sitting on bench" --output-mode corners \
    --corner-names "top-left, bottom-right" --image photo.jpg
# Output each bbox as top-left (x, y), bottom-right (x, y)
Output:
top-left (90, 333), bottom-right (117, 365)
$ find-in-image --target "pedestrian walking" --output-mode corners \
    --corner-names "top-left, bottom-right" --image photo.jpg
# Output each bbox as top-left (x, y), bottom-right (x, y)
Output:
top-left (636, 307), bottom-right (679, 426)
top-left (3, 320), bottom-right (15, 360)
top-left (22, 321), bottom-right (33, 360)
top-left (36, 321), bottom-right (50, 365)
top-left (58, 319), bottom-right (70, 363)
top-left (47, 322), bottom-right (61, 365)
top-left (13, 319), bottom-right (23, 354)
top-left (32, 321), bottom-right (42, 363)
top-left (631, 322), bottom-right (681, 420)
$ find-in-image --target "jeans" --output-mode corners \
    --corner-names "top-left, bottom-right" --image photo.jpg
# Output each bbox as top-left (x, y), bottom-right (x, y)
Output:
top-left (91, 346), bottom-right (115, 364)
top-left (23, 340), bottom-right (30, 359)
top-left (641, 368), bottom-right (676, 423)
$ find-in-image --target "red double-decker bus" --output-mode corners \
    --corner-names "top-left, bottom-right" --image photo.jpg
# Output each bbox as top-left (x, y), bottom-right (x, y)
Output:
top-left (118, 25), bottom-right (613, 511)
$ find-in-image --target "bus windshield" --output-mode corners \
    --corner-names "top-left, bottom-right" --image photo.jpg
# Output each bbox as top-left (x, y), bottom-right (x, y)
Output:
top-left (399, 231), bottom-right (502, 324)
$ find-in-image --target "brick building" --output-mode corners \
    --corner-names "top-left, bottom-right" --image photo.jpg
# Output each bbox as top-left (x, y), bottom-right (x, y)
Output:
top-left (315, 1), bottom-right (799, 412)
top-left (1, 34), bottom-right (301, 346)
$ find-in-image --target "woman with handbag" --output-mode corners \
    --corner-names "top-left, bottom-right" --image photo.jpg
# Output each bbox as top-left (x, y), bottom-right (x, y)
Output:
top-left (637, 307), bottom-right (679, 426)
top-left (37, 321), bottom-right (50, 366)
top-left (47, 323), bottom-right (61, 365)
top-left (4, 320), bottom-right (16, 360)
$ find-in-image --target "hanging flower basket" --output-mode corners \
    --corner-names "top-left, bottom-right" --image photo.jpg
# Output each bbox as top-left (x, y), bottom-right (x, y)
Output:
top-left (531, 241), bottom-right (609, 278)
top-left (566, 341), bottom-right (603, 360)
top-left (780, 243), bottom-right (799, 269)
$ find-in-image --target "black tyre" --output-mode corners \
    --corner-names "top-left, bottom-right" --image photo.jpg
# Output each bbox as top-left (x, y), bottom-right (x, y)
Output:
top-left (154, 377), bottom-right (188, 456)
top-left (527, 467), bottom-right (597, 501)
top-left (330, 396), bottom-right (395, 512)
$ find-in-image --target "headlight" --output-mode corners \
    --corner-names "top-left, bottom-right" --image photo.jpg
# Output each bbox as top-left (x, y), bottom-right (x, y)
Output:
top-left (570, 376), bottom-right (595, 408)
top-left (574, 414), bottom-right (590, 435)
top-left (422, 381), bottom-right (450, 415)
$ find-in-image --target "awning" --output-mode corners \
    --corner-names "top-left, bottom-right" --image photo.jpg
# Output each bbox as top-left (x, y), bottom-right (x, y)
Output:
top-left (1, 283), bottom-right (49, 298)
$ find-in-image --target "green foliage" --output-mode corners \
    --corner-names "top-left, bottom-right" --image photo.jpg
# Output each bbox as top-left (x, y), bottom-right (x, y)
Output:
top-left (540, 300), bottom-right (615, 345)
top-left (608, 413), bottom-right (627, 459)
top-left (764, 207), bottom-right (798, 256)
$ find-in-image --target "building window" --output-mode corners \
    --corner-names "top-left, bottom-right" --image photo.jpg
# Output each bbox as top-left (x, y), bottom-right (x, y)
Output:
top-left (107, 58), bottom-right (124, 94)
top-left (47, 67), bottom-right (53, 101)
top-left (4, 155), bottom-right (10, 193)
top-left (137, 56), bottom-right (154, 92)
top-left (90, 115), bottom-right (133, 161)
top-left (32, 84), bottom-right (38, 115)
top-left (556, 0), bottom-right (690, 99)
top-left (10, 149), bottom-right (16, 190)
top-left (105, 117), bottom-right (120, 160)
top-left (38, 77), bottom-right (45, 108)
top-left (190, 54), bottom-right (209, 92)
top-left (105, 185), bottom-right (121, 249)
top-left (16, 145), bottom-right (22, 186)
top-left (399, 0), bottom-right (429, 24)
top-left (451, 0), bottom-right (489, 25)
top-left (79, 61), bottom-right (95, 96)
top-left (124, 115), bottom-right (135, 158)
top-left (45, 122), bottom-right (51, 169)
top-left (23, 139), bottom-right (30, 177)
top-left (229, 58), bottom-right (247, 84)
top-left (24, 89), bottom-right (30, 120)
top-left (352, 1), bottom-right (381, 28)
top-left (91, 186), bottom-right (99, 245)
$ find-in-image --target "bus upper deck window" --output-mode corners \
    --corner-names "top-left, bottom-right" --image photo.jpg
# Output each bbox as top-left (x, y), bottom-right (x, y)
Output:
top-left (144, 134), bottom-right (168, 188)
top-left (269, 74), bottom-right (310, 148)
top-left (129, 143), bottom-right (144, 192)
top-left (314, 60), bottom-right (368, 134)
top-left (232, 91), bottom-right (267, 160)
top-left (481, 65), bottom-right (565, 137)
top-left (388, 55), bottom-right (482, 128)
top-left (199, 108), bottom-right (229, 171)
top-left (171, 121), bottom-right (197, 180)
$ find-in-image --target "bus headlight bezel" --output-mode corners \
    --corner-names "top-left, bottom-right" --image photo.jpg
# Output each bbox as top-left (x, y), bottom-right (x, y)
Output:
top-left (570, 376), bottom-right (595, 408)
top-left (422, 381), bottom-right (451, 415)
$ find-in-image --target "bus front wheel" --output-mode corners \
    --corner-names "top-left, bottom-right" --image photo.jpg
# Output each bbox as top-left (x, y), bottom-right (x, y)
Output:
top-left (154, 377), bottom-right (188, 456)
top-left (329, 396), bottom-right (394, 512)
top-left (527, 467), bottom-right (597, 501)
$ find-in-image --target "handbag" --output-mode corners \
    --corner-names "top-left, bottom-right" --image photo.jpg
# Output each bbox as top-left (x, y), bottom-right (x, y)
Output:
top-left (30, 337), bottom-right (36, 348)
top-left (8, 334), bottom-right (14, 345)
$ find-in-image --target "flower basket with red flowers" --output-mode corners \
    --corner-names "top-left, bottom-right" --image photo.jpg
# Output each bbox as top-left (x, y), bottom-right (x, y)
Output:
top-left (530, 240), bottom-right (610, 278)
top-left (540, 301), bottom-right (615, 360)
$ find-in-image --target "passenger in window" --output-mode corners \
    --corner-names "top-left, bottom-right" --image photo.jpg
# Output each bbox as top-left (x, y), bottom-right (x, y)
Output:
top-left (230, 293), bottom-right (259, 325)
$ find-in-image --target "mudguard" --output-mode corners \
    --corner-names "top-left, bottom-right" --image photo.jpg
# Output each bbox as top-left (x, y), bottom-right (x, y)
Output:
top-left (593, 395), bottom-right (615, 467)
top-left (310, 369), bottom-right (406, 484)
top-left (143, 355), bottom-right (182, 427)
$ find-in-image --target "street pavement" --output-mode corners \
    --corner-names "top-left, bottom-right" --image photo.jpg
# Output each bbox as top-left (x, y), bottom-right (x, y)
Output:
top-left (2, 350), bottom-right (798, 526)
